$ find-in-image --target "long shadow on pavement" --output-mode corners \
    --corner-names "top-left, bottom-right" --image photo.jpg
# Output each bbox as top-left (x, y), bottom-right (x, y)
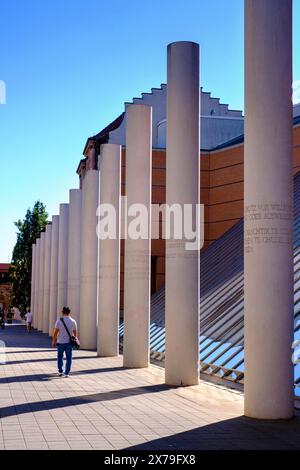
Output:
top-left (0, 383), bottom-right (173, 419)
top-left (3, 349), bottom-right (55, 355)
top-left (0, 367), bottom-right (128, 383)
top-left (124, 413), bottom-right (300, 450)
top-left (2, 355), bottom-right (97, 365)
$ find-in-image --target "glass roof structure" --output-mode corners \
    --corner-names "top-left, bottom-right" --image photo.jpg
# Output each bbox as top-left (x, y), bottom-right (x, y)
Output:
top-left (120, 172), bottom-right (300, 398)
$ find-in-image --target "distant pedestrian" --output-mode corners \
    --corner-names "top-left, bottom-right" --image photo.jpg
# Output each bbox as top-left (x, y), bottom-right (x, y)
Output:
top-left (0, 308), bottom-right (5, 329)
top-left (6, 307), bottom-right (13, 324)
top-left (24, 308), bottom-right (33, 332)
top-left (52, 307), bottom-right (78, 377)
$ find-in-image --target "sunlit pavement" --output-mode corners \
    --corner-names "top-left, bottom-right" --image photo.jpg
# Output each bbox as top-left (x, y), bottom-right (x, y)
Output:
top-left (0, 322), bottom-right (299, 450)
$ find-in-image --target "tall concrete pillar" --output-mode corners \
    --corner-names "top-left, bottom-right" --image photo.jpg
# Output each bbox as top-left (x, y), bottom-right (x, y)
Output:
top-left (34, 241), bottom-right (40, 329)
top-left (123, 105), bottom-right (152, 368)
top-left (31, 243), bottom-right (37, 328)
top-left (42, 223), bottom-right (52, 334)
top-left (49, 215), bottom-right (59, 333)
top-left (244, 0), bottom-right (294, 419)
top-left (34, 238), bottom-right (40, 329)
top-left (165, 41), bottom-right (200, 386)
top-left (97, 144), bottom-right (121, 357)
top-left (57, 204), bottom-right (69, 315)
top-left (30, 244), bottom-right (36, 315)
top-left (38, 232), bottom-right (46, 331)
top-left (67, 189), bottom-right (82, 327)
top-left (80, 170), bottom-right (99, 349)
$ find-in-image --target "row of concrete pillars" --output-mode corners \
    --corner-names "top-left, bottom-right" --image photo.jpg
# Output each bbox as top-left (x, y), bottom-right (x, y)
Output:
top-left (30, 0), bottom-right (295, 420)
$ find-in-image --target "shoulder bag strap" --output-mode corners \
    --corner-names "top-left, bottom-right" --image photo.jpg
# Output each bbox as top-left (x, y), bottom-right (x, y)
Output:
top-left (60, 317), bottom-right (73, 338)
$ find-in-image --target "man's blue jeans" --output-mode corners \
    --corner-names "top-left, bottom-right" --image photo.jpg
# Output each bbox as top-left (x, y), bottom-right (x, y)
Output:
top-left (57, 343), bottom-right (73, 375)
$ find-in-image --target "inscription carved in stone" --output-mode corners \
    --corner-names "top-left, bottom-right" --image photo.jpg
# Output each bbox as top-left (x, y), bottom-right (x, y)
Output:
top-left (244, 203), bottom-right (293, 253)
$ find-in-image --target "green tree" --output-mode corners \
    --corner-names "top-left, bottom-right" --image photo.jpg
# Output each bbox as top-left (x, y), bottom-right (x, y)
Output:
top-left (9, 201), bottom-right (48, 312)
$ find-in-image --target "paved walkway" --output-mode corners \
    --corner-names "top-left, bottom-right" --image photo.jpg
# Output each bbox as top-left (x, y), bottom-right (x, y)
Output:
top-left (0, 323), bottom-right (300, 450)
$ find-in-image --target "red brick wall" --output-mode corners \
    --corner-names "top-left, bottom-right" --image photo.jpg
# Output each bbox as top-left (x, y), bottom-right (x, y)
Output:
top-left (0, 283), bottom-right (12, 310)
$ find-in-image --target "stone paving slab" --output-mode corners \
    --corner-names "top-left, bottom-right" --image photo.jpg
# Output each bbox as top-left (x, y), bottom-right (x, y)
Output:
top-left (0, 323), bottom-right (300, 450)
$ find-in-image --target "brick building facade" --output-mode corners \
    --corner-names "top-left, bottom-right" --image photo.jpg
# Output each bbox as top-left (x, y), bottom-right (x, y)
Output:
top-left (0, 263), bottom-right (12, 310)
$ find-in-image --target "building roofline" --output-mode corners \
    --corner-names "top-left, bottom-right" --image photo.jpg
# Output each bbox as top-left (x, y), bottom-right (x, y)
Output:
top-left (82, 112), bottom-right (125, 155)
top-left (210, 115), bottom-right (300, 152)
top-left (211, 134), bottom-right (245, 152)
top-left (76, 157), bottom-right (87, 175)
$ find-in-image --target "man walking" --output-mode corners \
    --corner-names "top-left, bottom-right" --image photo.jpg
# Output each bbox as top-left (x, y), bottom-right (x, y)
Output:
top-left (52, 306), bottom-right (78, 377)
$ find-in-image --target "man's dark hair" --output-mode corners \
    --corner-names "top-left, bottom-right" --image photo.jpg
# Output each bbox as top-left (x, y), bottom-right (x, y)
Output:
top-left (62, 306), bottom-right (70, 314)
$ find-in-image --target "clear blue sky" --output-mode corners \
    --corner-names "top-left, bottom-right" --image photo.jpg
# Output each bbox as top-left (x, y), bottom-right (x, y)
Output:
top-left (0, 0), bottom-right (299, 262)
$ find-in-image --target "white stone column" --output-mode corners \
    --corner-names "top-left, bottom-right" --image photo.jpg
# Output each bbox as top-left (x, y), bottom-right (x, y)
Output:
top-left (244, 0), bottom-right (294, 419)
top-left (57, 204), bottom-right (69, 315)
top-left (38, 232), bottom-right (46, 331)
top-left (165, 41), bottom-right (200, 386)
top-left (30, 243), bottom-right (36, 313)
top-left (97, 144), bottom-right (121, 357)
top-left (49, 215), bottom-right (59, 333)
top-left (67, 189), bottom-right (82, 327)
top-left (42, 223), bottom-right (52, 334)
top-left (123, 105), bottom-right (152, 368)
top-left (80, 170), bottom-right (99, 349)
top-left (34, 238), bottom-right (40, 329)
top-left (34, 241), bottom-right (40, 329)
top-left (30, 243), bottom-right (36, 315)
